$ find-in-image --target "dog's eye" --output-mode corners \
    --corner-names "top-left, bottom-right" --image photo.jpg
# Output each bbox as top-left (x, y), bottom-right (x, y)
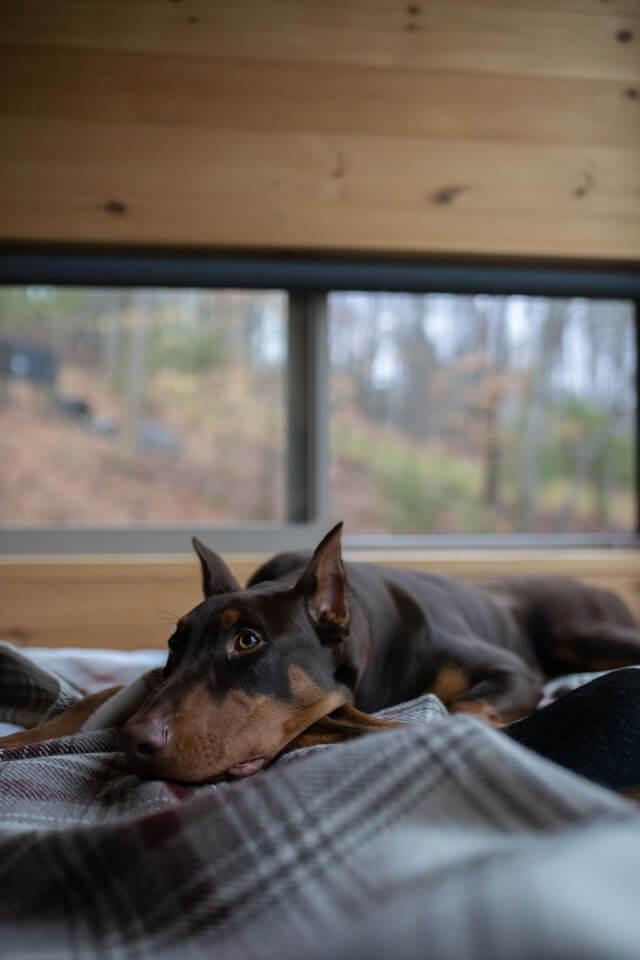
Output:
top-left (234, 630), bottom-right (262, 653)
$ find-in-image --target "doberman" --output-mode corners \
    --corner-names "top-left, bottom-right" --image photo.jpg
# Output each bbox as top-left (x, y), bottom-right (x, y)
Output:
top-left (3, 522), bottom-right (640, 785)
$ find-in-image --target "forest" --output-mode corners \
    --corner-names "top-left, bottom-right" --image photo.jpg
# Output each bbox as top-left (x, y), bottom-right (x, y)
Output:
top-left (0, 286), bottom-right (634, 535)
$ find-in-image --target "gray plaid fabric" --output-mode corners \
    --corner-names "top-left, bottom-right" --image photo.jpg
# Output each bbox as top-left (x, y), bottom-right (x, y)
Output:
top-left (1, 642), bottom-right (639, 959)
top-left (0, 642), bottom-right (81, 727)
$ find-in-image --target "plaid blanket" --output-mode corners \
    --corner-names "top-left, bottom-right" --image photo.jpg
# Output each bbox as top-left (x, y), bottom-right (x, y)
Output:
top-left (1, 642), bottom-right (639, 960)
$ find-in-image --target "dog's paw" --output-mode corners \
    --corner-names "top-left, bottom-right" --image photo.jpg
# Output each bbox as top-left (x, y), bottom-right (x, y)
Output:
top-left (449, 700), bottom-right (505, 728)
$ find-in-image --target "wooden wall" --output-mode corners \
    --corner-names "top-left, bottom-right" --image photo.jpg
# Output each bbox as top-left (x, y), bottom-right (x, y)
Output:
top-left (1, 0), bottom-right (639, 261)
top-left (2, 550), bottom-right (640, 650)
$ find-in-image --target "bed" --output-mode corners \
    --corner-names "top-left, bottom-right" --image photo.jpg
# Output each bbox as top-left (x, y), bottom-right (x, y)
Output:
top-left (1, 641), bottom-right (639, 959)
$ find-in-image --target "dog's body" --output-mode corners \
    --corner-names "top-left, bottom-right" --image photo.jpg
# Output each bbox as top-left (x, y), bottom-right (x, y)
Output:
top-left (3, 523), bottom-right (640, 784)
top-left (248, 548), bottom-right (640, 721)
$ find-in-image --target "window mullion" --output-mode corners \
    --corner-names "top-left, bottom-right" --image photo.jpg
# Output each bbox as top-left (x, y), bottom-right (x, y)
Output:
top-left (286, 293), bottom-right (330, 527)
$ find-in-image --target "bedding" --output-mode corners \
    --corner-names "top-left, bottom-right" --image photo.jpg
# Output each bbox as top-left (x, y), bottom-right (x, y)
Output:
top-left (1, 641), bottom-right (639, 959)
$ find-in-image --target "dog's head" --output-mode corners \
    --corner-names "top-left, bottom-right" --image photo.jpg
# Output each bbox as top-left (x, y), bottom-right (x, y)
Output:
top-left (119, 523), bottom-right (359, 782)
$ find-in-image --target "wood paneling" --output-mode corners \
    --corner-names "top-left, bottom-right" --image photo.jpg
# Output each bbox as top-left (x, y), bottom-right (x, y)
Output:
top-left (3, 48), bottom-right (639, 149)
top-left (0, 0), bottom-right (639, 260)
top-left (1, 551), bottom-right (639, 650)
top-left (3, 2), bottom-right (640, 81)
top-left (2, 116), bottom-right (639, 257)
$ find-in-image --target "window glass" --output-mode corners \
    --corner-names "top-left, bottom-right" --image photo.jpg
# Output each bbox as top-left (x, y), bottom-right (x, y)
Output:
top-left (329, 293), bottom-right (635, 534)
top-left (0, 287), bottom-right (287, 527)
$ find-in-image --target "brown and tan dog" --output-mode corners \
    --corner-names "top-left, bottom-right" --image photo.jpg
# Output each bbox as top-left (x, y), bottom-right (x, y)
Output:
top-left (3, 522), bottom-right (640, 783)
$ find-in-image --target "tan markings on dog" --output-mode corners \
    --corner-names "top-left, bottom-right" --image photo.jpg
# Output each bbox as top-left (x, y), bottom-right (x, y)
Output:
top-left (429, 665), bottom-right (470, 704)
top-left (283, 664), bottom-right (348, 737)
top-left (177, 614), bottom-right (189, 630)
top-left (152, 686), bottom-right (296, 781)
top-left (287, 703), bottom-right (401, 750)
top-left (554, 646), bottom-right (636, 672)
top-left (449, 699), bottom-right (505, 728)
top-left (620, 785), bottom-right (640, 805)
top-left (220, 608), bottom-right (240, 628)
top-left (129, 665), bottom-right (348, 782)
top-left (288, 663), bottom-right (328, 701)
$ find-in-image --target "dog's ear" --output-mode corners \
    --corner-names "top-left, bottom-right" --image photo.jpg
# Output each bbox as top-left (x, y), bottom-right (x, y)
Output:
top-left (191, 537), bottom-right (240, 598)
top-left (296, 522), bottom-right (350, 642)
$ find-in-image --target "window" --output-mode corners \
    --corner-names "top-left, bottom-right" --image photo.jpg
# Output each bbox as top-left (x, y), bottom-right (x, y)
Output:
top-left (0, 287), bottom-right (287, 528)
top-left (329, 293), bottom-right (635, 535)
top-left (1, 253), bottom-right (638, 551)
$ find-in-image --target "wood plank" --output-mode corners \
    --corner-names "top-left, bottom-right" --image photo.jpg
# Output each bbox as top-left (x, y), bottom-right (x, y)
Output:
top-left (2, 0), bottom-right (639, 82)
top-left (1, 117), bottom-right (638, 260)
top-left (1, 550), bottom-right (639, 649)
top-left (2, 47), bottom-right (639, 150)
top-left (497, 1), bottom-right (640, 12)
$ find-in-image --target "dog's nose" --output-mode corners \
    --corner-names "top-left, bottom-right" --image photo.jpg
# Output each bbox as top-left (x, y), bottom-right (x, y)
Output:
top-left (118, 719), bottom-right (170, 763)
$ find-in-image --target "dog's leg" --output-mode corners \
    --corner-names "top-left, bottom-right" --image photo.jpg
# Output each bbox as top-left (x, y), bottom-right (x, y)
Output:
top-left (0, 686), bottom-right (123, 749)
top-left (544, 621), bottom-right (640, 674)
top-left (286, 705), bottom-right (401, 750)
top-left (432, 640), bottom-right (543, 727)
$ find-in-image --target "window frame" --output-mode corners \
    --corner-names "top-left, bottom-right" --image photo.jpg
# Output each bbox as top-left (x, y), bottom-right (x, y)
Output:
top-left (1, 250), bottom-right (638, 554)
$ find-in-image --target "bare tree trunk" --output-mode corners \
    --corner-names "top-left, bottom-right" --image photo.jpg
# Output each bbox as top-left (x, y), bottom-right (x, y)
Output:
top-left (484, 302), bottom-right (509, 508)
top-left (401, 295), bottom-right (435, 440)
top-left (104, 292), bottom-right (127, 390)
top-left (519, 301), bottom-right (565, 531)
top-left (122, 293), bottom-right (150, 455)
top-left (355, 294), bottom-right (383, 420)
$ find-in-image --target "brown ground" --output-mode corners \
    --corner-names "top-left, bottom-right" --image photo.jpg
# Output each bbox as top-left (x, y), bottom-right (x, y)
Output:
top-left (0, 379), bottom-right (283, 527)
